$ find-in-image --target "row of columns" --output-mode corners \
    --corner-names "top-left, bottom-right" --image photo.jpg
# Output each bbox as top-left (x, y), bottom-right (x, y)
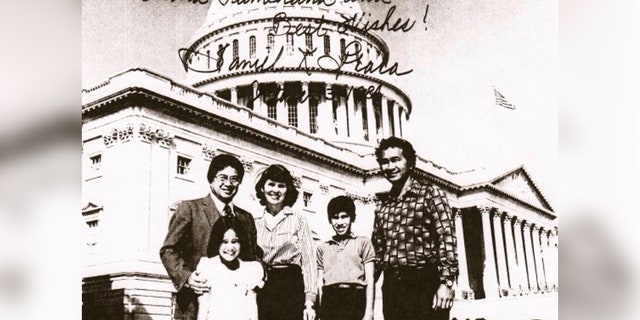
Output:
top-left (227, 82), bottom-right (408, 144)
top-left (454, 206), bottom-right (558, 299)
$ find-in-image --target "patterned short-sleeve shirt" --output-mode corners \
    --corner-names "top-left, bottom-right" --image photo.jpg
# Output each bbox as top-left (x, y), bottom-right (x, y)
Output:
top-left (371, 176), bottom-right (458, 283)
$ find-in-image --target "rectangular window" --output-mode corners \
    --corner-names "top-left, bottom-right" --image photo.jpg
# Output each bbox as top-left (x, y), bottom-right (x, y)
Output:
top-left (177, 156), bottom-right (191, 176)
top-left (267, 103), bottom-right (277, 120)
top-left (288, 102), bottom-right (298, 127)
top-left (303, 192), bottom-right (312, 207)
top-left (286, 34), bottom-right (294, 55)
top-left (340, 38), bottom-right (346, 56)
top-left (90, 154), bottom-right (101, 171)
top-left (309, 101), bottom-right (318, 134)
top-left (305, 34), bottom-right (313, 50)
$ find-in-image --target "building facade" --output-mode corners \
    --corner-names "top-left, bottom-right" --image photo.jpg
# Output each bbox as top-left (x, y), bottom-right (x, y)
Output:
top-left (82, 2), bottom-right (557, 319)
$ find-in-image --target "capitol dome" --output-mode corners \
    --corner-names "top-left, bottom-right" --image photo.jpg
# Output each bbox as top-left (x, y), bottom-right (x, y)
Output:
top-left (182, 0), bottom-right (411, 153)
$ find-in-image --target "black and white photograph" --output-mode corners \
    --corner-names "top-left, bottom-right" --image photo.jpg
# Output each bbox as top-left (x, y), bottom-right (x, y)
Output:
top-left (81, 1), bottom-right (558, 319)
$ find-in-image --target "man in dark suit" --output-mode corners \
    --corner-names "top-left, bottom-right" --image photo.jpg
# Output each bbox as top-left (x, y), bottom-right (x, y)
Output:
top-left (160, 154), bottom-right (262, 320)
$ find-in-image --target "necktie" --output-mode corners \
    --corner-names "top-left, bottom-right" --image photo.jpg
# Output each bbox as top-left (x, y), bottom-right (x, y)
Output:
top-left (223, 204), bottom-right (233, 217)
top-left (223, 205), bottom-right (235, 226)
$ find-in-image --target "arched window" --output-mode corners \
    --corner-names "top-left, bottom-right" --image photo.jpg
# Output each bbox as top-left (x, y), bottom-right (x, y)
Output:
top-left (323, 35), bottom-right (330, 55)
top-left (340, 38), bottom-right (346, 56)
top-left (233, 39), bottom-right (239, 60)
top-left (267, 34), bottom-right (274, 53)
top-left (249, 36), bottom-right (256, 58)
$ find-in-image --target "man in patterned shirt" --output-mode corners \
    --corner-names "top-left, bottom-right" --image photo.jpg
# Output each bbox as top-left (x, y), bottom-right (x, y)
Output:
top-left (371, 137), bottom-right (458, 320)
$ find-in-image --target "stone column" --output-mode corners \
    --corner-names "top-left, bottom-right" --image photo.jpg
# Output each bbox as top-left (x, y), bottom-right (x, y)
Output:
top-left (392, 102), bottom-right (401, 137)
top-left (347, 86), bottom-right (358, 140)
top-left (354, 91), bottom-right (363, 141)
top-left (492, 211), bottom-right (509, 296)
top-left (542, 229), bottom-right (552, 291)
top-left (276, 82), bottom-right (287, 125)
top-left (531, 225), bottom-right (546, 291)
top-left (549, 230), bottom-right (558, 289)
top-left (381, 96), bottom-right (390, 138)
top-left (230, 86), bottom-right (238, 105)
top-left (366, 93), bottom-right (377, 144)
top-left (522, 222), bottom-right (538, 292)
top-left (513, 218), bottom-right (528, 294)
top-left (478, 206), bottom-right (499, 298)
top-left (398, 108), bottom-right (405, 137)
top-left (299, 82), bottom-right (311, 133)
top-left (336, 87), bottom-right (348, 138)
top-left (453, 208), bottom-right (471, 298)
top-left (318, 83), bottom-right (333, 138)
top-left (252, 82), bottom-right (263, 115)
top-left (502, 213), bottom-right (517, 294)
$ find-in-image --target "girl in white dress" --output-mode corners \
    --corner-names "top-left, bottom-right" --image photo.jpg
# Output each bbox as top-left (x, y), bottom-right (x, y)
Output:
top-left (196, 218), bottom-right (265, 320)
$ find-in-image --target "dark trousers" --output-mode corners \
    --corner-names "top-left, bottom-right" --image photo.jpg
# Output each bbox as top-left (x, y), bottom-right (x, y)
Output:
top-left (320, 284), bottom-right (366, 320)
top-left (382, 265), bottom-right (450, 320)
top-left (258, 265), bottom-right (305, 320)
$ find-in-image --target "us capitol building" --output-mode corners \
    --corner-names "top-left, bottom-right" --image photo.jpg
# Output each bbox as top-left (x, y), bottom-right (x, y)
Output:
top-left (82, 2), bottom-right (558, 319)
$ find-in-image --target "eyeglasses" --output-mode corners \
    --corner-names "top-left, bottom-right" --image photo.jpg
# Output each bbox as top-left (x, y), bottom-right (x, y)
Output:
top-left (215, 174), bottom-right (241, 185)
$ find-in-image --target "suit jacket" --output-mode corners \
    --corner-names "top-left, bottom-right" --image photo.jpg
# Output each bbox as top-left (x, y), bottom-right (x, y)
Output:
top-left (159, 195), bottom-right (261, 320)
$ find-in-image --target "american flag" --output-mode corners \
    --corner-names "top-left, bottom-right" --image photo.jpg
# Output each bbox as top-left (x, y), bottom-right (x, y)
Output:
top-left (494, 88), bottom-right (516, 110)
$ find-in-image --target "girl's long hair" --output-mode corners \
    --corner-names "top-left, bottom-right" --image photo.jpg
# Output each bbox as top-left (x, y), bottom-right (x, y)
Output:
top-left (206, 217), bottom-right (252, 261)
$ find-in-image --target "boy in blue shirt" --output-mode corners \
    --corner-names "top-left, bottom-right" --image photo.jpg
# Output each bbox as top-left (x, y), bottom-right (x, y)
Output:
top-left (316, 196), bottom-right (376, 320)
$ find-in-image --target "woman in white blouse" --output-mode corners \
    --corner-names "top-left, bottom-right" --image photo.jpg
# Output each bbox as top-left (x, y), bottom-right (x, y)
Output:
top-left (254, 164), bottom-right (317, 320)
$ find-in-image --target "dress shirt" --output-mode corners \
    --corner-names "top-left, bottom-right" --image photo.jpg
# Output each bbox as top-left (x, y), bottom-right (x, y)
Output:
top-left (255, 206), bottom-right (317, 302)
top-left (371, 176), bottom-right (458, 284)
top-left (209, 191), bottom-right (234, 217)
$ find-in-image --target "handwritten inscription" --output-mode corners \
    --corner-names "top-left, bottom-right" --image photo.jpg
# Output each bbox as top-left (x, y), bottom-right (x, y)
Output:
top-left (143, 0), bottom-right (396, 6)
top-left (339, 5), bottom-right (416, 33)
top-left (272, 12), bottom-right (329, 37)
top-left (251, 80), bottom-right (382, 105)
top-left (142, 0), bottom-right (209, 4)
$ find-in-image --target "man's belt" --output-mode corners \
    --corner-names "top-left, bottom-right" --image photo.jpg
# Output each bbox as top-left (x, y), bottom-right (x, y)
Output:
top-left (324, 283), bottom-right (365, 290)
top-left (266, 263), bottom-right (300, 271)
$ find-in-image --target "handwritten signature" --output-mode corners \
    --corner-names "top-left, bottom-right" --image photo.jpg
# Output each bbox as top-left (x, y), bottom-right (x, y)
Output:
top-left (179, 39), bottom-right (411, 79)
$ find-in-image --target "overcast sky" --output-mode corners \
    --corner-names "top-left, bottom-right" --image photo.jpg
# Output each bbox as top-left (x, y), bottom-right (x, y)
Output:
top-left (83, 0), bottom-right (557, 203)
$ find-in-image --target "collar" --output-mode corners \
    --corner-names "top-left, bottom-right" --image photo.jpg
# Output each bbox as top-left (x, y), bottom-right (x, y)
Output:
top-left (328, 232), bottom-right (356, 244)
top-left (209, 192), bottom-right (234, 216)
top-left (377, 176), bottom-right (420, 201)
top-left (258, 206), bottom-right (294, 231)
top-left (258, 205), bottom-right (294, 219)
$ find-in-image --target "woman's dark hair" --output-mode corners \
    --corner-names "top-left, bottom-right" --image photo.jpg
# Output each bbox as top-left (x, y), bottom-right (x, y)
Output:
top-left (207, 154), bottom-right (245, 183)
top-left (375, 137), bottom-right (417, 168)
top-left (206, 218), bottom-right (253, 261)
top-left (254, 164), bottom-right (299, 207)
top-left (327, 195), bottom-right (356, 222)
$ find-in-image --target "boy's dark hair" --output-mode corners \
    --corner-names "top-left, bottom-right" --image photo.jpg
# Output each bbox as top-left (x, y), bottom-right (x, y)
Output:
top-left (327, 195), bottom-right (356, 222)
top-left (207, 154), bottom-right (245, 183)
top-left (375, 137), bottom-right (417, 168)
top-left (206, 218), bottom-right (253, 261)
top-left (255, 164), bottom-right (299, 207)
